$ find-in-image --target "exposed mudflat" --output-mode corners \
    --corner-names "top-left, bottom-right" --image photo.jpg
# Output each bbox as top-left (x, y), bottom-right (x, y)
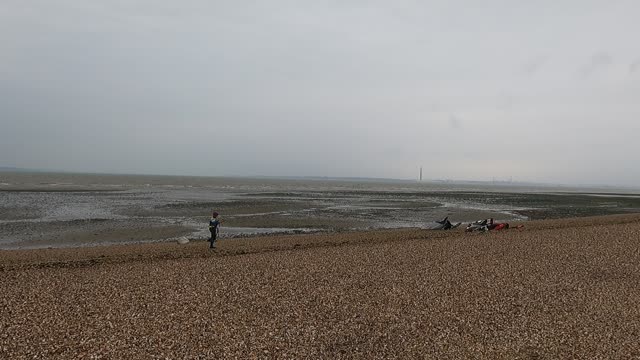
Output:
top-left (3, 172), bottom-right (640, 249)
top-left (1, 214), bottom-right (640, 358)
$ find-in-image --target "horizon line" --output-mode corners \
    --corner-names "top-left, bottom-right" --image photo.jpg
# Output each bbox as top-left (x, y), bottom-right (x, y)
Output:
top-left (1, 166), bottom-right (639, 190)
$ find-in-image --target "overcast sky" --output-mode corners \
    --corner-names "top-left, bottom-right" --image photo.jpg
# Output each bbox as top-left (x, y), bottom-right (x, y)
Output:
top-left (1, 1), bottom-right (640, 186)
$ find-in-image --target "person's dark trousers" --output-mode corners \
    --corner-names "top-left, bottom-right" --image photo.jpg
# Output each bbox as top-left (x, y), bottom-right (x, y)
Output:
top-left (209, 230), bottom-right (217, 248)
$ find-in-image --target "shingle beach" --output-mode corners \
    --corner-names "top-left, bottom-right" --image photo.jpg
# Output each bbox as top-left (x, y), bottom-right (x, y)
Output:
top-left (2, 214), bottom-right (640, 359)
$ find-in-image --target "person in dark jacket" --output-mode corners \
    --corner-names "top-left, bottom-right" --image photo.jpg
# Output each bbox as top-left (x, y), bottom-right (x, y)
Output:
top-left (208, 211), bottom-right (221, 249)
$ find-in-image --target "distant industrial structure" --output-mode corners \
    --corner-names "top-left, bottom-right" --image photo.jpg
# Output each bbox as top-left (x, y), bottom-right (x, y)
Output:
top-left (419, 167), bottom-right (422, 181)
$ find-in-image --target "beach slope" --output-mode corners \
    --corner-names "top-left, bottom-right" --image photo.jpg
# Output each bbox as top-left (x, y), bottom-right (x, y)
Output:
top-left (1, 215), bottom-right (640, 358)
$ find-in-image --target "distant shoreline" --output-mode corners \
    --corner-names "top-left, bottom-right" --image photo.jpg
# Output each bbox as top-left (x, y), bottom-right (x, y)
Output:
top-left (2, 168), bottom-right (638, 191)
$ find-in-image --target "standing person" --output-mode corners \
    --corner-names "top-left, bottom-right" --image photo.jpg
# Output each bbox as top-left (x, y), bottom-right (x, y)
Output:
top-left (208, 211), bottom-right (221, 249)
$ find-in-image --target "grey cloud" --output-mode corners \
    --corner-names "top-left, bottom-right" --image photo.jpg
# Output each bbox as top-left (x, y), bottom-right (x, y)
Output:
top-left (522, 57), bottom-right (547, 76)
top-left (630, 59), bottom-right (640, 74)
top-left (448, 115), bottom-right (462, 130)
top-left (579, 52), bottom-right (613, 78)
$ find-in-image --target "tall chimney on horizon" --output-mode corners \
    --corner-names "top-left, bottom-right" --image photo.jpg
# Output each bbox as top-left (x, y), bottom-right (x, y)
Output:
top-left (420, 167), bottom-right (422, 181)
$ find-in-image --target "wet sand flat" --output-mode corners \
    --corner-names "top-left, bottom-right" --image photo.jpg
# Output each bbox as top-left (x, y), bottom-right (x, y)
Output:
top-left (1, 214), bottom-right (640, 358)
top-left (4, 172), bottom-right (640, 250)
